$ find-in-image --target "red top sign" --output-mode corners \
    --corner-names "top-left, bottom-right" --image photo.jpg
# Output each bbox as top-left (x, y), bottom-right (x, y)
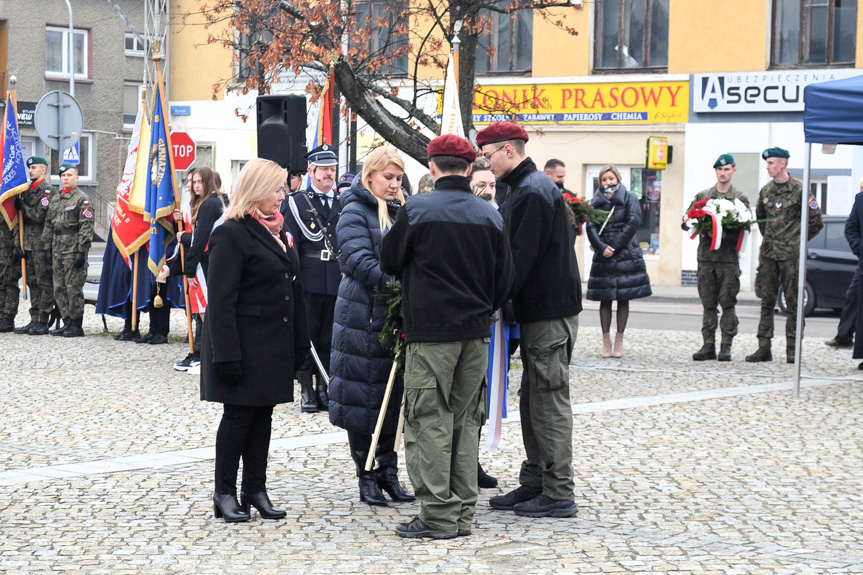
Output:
top-left (171, 131), bottom-right (196, 171)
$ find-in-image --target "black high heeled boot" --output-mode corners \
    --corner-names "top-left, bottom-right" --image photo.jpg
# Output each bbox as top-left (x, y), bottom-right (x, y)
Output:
top-left (375, 451), bottom-right (415, 502)
top-left (358, 474), bottom-right (388, 506)
top-left (213, 492), bottom-right (251, 523)
top-left (241, 491), bottom-right (286, 520)
top-left (298, 371), bottom-right (319, 413)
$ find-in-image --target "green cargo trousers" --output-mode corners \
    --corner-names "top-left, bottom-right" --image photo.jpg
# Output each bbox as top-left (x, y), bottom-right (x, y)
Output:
top-left (52, 254), bottom-right (88, 321)
top-left (518, 315), bottom-right (579, 501)
top-left (403, 338), bottom-right (488, 533)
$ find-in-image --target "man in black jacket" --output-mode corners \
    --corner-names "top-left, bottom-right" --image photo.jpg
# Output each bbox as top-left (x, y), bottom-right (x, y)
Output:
top-left (477, 122), bottom-right (582, 519)
top-left (380, 135), bottom-right (514, 539)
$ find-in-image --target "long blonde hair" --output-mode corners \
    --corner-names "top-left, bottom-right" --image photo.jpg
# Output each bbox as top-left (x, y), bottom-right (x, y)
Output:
top-left (225, 158), bottom-right (287, 220)
top-left (361, 147), bottom-right (406, 232)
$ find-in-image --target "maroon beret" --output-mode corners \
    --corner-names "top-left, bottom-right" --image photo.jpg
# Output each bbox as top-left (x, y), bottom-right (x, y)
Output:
top-left (427, 134), bottom-right (477, 163)
top-left (475, 122), bottom-right (529, 148)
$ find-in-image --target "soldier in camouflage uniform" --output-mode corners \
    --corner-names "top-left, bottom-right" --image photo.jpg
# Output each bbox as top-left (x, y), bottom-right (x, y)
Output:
top-left (682, 154), bottom-right (750, 362)
top-left (41, 163), bottom-right (94, 338)
top-left (0, 205), bottom-right (22, 332)
top-left (11, 156), bottom-right (56, 335)
top-left (746, 148), bottom-right (823, 364)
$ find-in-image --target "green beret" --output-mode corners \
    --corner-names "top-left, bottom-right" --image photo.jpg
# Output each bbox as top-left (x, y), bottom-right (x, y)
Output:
top-left (58, 163), bottom-right (77, 175)
top-left (26, 156), bottom-right (48, 167)
top-left (762, 147), bottom-right (790, 160)
top-left (713, 154), bottom-right (735, 168)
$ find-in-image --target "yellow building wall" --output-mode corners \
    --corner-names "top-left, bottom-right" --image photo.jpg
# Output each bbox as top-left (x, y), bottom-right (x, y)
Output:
top-left (668, 0), bottom-right (768, 73)
top-left (169, 0), bottom-right (234, 101)
top-left (532, 7), bottom-right (589, 77)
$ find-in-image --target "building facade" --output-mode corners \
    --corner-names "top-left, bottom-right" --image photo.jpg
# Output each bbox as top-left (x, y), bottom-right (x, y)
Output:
top-left (0, 0), bottom-right (148, 240)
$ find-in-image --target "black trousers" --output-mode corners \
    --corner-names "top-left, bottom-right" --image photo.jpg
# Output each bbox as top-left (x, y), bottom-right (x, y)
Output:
top-left (305, 292), bottom-right (336, 372)
top-left (836, 273), bottom-right (859, 345)
top-left (214, 404), bottom-right (275, 495)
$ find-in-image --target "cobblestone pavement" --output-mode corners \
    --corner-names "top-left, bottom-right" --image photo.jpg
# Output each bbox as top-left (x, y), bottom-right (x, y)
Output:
top-left (2, 310), bottom-right (863, 574)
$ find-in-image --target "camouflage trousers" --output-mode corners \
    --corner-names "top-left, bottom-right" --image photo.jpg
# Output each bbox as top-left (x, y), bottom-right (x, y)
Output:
top-left (24, 250), bottom-right (55, 323)
top-left (756, 255), bottom-right (802, 349)
top-left (697, 262), bottom-right (740, 345)
top-left (52, 255), bottom-right (88, 321)
top-left (0, 256), bottom-right (22, 318)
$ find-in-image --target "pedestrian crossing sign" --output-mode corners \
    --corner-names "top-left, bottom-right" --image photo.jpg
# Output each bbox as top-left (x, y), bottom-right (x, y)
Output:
top-left (62, 142), bottom-right (80, 165)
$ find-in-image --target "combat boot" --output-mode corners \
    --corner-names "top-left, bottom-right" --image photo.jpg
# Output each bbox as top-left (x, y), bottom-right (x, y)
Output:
top-left (786, 348), bottom-right (795, 364)
top-left (745, 345), bottom-right (772, 362)
top-left (28, 322), bottom-right (49, 336)
top-left (0, 316), bottom-right (13, 333)
top-left (298, 371), bottom-right (319, 413)
top-left (14, 321), bottom-right (36, 335)
top-left (717, 344), bottom-right (732, 362)
top-left (692, 343), bottom-right (716, 361)
top-left (62, 318), bottom-right (85, 338)
top-left (50, 318), bottom-right (70, 336)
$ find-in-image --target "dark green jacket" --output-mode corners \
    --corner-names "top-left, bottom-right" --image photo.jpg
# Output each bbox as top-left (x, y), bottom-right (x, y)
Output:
top-left (755, 177), bottom-right (823, 260)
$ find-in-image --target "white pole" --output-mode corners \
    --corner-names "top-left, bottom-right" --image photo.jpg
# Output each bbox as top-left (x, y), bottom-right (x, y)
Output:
top-left (793, 143), bottom-right (812, 397)
top-left (64, 0), bottom-right (74, 97)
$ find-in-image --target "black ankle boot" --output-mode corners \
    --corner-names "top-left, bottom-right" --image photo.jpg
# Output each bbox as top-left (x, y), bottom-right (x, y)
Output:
top-left (241, 491), bottom-right (286, 520)
top-left (377, 469), bottom-right (415, 502)
top-left (298, 371), bottom-right (319, 413)
top-left (478, 461), bottom-right (498, 489)
top-left (50, 318), bottom-right (70, 336)
top-left (358, 474), bottom-right (388, 506)
top-left (212, 492), bottom-right (251, 523)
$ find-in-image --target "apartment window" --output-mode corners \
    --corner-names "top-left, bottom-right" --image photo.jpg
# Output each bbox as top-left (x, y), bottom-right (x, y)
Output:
top-left (773, 0), bottom-right (857, 66)
top-left (124, 32), bottom-right (149, 57)
top-left (124, 83), bottom-right (143, 130)
top-left (476, 8), bottom-right (533, 74)
top-left (49, 133), bottom-right (94, 182)
top-left (355, 1), bottom-right (409, 76)
top-left (237, 26), bottom-right (274, 82)
top-left (46, 26), bottom-right (89, 80)
top-left (595, 0), bottom-right (669, 71)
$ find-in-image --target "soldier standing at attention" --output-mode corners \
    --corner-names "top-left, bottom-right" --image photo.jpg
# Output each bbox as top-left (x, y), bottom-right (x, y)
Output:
top-left (280, 144), bottom-right (342, 412)
top-left (0, 199), bottom-right (22, 333)
top-left (746, 148), bottom-right (823, 364)
top-left (41, 163), bottom-right (94, 338)
top-left (683, 154), bottom-right (750, 362)
top-left (11, 156), bottom-right (56, 335)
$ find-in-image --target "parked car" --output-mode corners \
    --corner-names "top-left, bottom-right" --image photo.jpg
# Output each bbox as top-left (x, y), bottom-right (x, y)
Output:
top-left (755, 216), bottom-right (857, 316)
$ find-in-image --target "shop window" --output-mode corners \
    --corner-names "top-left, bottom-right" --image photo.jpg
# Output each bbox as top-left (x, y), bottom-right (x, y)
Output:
top-left (46, 26), bottom-right (90, 80)
top-left (630, 168), bottom-right (662, 256)
top-left (594, 0), bottom-right (669, 71)
top-left (772, 0), bottom-right (856, 67)
top-left (48, 133), bottom-right (94, 183)
top-left (355, 1), bottom-right (409, 77)
top-left (476, 8), bottom-right (533, 74)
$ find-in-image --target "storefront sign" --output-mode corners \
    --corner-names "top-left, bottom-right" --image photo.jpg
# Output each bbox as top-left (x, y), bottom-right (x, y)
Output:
top-left (17, 101), bottom-right (37, 127)
top-left (694, 69), bottom-right (863, 113)
top-left (471, 81), bottom-right (689, 125)
top-left (646, 137), bottom-right (668, 170)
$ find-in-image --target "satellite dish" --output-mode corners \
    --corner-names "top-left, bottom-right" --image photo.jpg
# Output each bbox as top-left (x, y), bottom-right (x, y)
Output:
top-left (34, 90), bottom-right (84, 151)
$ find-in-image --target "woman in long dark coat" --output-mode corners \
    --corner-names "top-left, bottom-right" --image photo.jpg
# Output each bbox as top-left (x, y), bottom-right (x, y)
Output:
top-left (201, 158), bottom-right (310, 522)
top-left (586, 165), bottom-right (652, 358)
top-left (328, 147), bottom-right (415, 506)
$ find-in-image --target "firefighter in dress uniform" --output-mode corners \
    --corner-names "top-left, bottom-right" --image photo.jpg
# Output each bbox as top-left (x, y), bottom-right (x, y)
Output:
top-left (280, 144), bottom-right (342, 413)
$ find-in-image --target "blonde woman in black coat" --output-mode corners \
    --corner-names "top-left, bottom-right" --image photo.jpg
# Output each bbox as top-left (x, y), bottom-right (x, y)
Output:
top-left (201, 158), bottom-right (310, 522)
top-left (585, 165), bottom-right (652, 358)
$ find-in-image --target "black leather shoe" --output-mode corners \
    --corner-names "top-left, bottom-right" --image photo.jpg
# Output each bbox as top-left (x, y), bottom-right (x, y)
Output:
top-left (240, 491), bottom-right (286, 520)
top-left (395, 517), bottom-right (457, 540)
top-left (478, 462), bottom-right (498, 489)
top-left (298, 372), bottom-right (320, 413)
top-left (114, 328), bottom-right (140, 341)
top-left (149, 333), bottom-right (169, 345)
top-left (489, 485), bottom-right (541, 511)
top-left (377, 471), bottom-right (415, 502)
top-left (14, 321), bottom-right (36, 335)
top-left (213, 492), bottom-right (251, 523)
top-left (358, 475), bottom-right (388, 506)
top-left (315, 379), bottom-right (329, 411)
top-left (28, 322), bottom-right (49, 336)
top-left (134, 332), bottom-right (155, 344)
top-left (513, 495), bottom-right (577, 518)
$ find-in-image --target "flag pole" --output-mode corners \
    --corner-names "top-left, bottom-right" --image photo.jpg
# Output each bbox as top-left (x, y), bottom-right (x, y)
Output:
top-left (153, 42), bottom-right (194, 354)
top-left (131, 250), bottom-right (139, 332)
top-left (10, 89), bottom-right (28, 299)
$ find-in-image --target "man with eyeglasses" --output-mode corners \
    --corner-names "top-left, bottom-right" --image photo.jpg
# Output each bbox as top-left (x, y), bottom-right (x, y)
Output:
top-left (476, 122), bottom-right (582, 519)
top-left (281, 144), bottom-right (342, 412)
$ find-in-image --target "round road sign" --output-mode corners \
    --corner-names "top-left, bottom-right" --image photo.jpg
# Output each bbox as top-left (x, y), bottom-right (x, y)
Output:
top-left (34, 91), bottom-right (84, 151)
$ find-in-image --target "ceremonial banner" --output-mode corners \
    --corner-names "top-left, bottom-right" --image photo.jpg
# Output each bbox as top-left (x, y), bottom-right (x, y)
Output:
top-left (144, 81), bottom-right (179, 277)
top-left (440, 53), bottom-right (464, 137)
top-left (0, 95), bottom-right (29, 229)
top-left (112, 105), bottom-right (150, 259)
top-left (128, 97), bottom-right (152, 215)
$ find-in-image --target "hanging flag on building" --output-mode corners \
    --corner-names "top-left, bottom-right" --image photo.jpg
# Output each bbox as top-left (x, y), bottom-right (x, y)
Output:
top-left (440, 53), bottom-right (464, 137)
top-left (144, 80), bottom-right (179, 277)
top-left (0, 95), bottom-right (29, 229)
top-left (112, 103), bottom-right (151, 261)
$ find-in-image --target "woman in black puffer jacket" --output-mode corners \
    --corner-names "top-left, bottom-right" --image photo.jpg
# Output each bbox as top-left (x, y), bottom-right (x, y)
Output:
top-left (586, 165), bottom-right (652, 358)
top-left (328, 147), bottom-right (415, 507)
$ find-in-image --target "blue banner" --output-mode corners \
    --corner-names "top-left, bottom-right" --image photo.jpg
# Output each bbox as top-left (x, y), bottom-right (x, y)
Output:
top-left (0, 96), bottom-right (29, 229)
top-left (144, 82), bottom-right (178, 277)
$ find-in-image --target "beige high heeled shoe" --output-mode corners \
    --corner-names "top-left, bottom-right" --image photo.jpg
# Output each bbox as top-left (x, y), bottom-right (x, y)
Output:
top-left (601, 333), bottom-right (612, 358)
top-left (613, 332), bottom-right (625, 358)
